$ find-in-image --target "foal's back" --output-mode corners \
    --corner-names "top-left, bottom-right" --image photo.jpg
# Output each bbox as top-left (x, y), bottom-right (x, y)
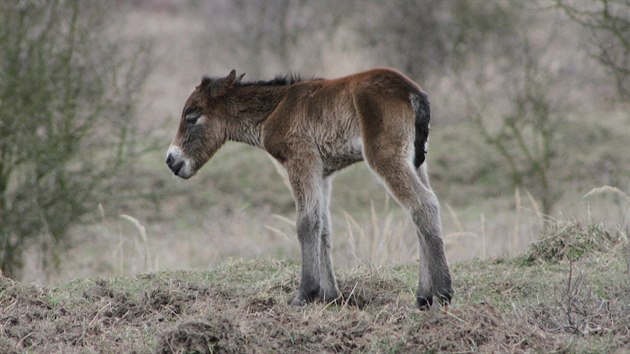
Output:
top-left (262, 68), bottom-right (425, 173)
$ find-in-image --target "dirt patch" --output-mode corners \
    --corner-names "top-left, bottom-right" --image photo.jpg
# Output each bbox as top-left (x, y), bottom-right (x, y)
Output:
top-left (158, 314), bottom-right (247, 354)
top-left (156, 305), bottom-right (375, 353)
top-left (338, 272), bottom-right (409, 309)
top-left (401, 304), bottom-right (560, 352)
top-left (1, 257), bottom-right (629, 353)
top-left (154, 301), bottom-right (568, 353)
top-left (246, 296), bottom-right (277, 312)
top-left (0, 276), bottom-right (226, 352)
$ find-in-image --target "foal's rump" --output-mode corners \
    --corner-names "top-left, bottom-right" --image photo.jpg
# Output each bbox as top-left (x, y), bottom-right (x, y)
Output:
top-left (348, 68), bottom-right (430, 168)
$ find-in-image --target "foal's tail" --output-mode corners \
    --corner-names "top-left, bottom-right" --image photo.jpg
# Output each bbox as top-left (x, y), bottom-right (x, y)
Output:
top-left (412, 91), bottom-right (431, 169)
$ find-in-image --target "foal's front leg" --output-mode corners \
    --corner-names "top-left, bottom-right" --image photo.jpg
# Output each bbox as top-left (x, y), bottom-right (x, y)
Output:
top-left (319, 176), bottom-right (341, 302)
top-left (286, 156), bottom-right (324, 306)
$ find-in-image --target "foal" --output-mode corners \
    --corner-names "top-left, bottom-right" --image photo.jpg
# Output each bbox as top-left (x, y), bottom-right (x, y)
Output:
top-left (166, 68), bottom-right (453, 308)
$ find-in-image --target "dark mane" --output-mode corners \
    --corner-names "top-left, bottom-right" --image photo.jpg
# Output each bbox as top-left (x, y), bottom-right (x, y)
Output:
top-left (240, 73), bottom-right (314, 87)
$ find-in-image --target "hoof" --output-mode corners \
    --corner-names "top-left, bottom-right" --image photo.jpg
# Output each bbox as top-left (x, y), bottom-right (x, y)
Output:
top-left (319, 289), bottom-right (341, 303)
top-left (288, 288), bottom-right (318, 306)
top-left (416, 294), bottom-right (433, 310)
top-left (435, 287), bottom-right (453, 306)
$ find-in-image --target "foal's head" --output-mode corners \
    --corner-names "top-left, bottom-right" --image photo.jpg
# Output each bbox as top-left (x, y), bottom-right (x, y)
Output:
top-left (166, 70), bottom-right (244, 179)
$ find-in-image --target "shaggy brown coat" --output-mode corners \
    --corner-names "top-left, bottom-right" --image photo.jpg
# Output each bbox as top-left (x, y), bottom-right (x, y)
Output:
top-left (166, 68), bottom-right (452, 308)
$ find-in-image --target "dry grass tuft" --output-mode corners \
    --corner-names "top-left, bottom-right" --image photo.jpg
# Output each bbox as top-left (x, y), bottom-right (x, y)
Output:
top-left (525, 219), bottom-right (625, 264)
top-left (583, 185), bottom-right (630, 202)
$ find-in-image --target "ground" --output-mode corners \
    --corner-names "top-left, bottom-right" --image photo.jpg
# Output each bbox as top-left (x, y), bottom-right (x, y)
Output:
top-left (1, 220), bottom-right (628, 353)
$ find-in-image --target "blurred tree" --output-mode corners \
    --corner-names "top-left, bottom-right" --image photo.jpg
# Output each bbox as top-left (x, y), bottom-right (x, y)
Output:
top-left (360, 0), bottom-right (449, 79)
top-left (362, 0), bottom-right (517, 80)
top-left (555, 0), bottom-right (630, 220)
top-left (463, 39), bottom-right (563, 216)
top-left (556, 0), bottom-right (630, 101)
top-left (445, 2), bottom-right (565, 216)
top-left (0, 0), bottom-right (149, 278)
top-left (206, 0), bottom-right (356, 78)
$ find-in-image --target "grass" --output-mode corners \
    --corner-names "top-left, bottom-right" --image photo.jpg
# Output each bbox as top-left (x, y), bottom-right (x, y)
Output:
top-left (2, 220), bottom-right (628, 353)
top-left (525, 220), bottom-right (626, 264)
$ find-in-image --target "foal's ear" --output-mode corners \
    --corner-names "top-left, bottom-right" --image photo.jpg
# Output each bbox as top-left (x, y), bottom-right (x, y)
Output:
top-left (225, 70), bottom-right (246, 85)
top-left (200, 76), bottom-right (212, 90)
top-left (226, 69), bottom-right (236, 83)
top-left (202, 70), bottom-right (244, 98)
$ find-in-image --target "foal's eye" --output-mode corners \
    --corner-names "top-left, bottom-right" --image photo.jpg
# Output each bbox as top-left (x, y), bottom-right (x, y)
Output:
top-left (185, 114), bottom-right (200, 125)
top-left (183, 107), bottom-right (201, 125)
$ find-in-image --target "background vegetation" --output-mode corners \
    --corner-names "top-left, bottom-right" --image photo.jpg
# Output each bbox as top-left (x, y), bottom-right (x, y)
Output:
top-left (0, 0), bottom-right (149, 278)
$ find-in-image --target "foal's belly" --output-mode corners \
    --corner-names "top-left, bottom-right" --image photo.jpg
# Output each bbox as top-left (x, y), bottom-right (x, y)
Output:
top-left (320, 137), bottom-right (364, 177)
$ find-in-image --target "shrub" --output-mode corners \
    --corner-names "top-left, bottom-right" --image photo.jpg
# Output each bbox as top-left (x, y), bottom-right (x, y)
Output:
top-left (0, 1), bottom-right (149, 278)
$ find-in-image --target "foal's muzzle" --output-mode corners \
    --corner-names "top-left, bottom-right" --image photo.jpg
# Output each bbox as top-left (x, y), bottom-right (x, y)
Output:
top-left (165, 145), bottom-right (194, 179)
top-left (166, 153), bottom-right (184, 176)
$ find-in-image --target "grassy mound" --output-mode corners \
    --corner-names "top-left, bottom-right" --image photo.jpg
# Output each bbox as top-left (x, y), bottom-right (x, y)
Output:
top-left (1, 222), bottom-right (629, 353)
top-left (524, 220), bottom-right (626, 263)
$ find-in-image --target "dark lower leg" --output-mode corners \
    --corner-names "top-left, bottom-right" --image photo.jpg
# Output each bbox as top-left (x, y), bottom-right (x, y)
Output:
top-left (413, 197), bottom-right (453, 307)
top-left (318, 178), bottom-right (340, 301)
top-left (291, 211), bottom-right (322, 305)
top-left (319, 228), bottom-right (340, 301)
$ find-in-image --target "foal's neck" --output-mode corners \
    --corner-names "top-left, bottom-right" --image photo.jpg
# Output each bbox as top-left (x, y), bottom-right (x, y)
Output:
top-left (224, 85), bottom-right (289, 148)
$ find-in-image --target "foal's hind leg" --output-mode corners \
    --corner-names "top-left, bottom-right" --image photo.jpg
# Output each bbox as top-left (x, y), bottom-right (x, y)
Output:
top-left (365, 156), bottom-right (453, 309)
top-left (412, 165), bottom-right (452, 307)
top-left (319, 176), bottom-right (341, 302)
